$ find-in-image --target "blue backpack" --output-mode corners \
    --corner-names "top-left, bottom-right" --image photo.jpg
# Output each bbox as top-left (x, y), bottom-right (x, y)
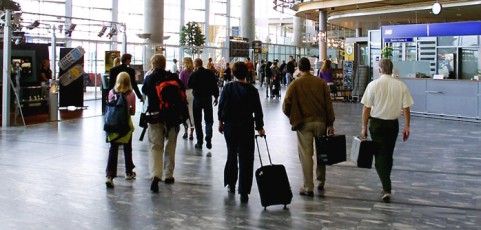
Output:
top-left (104, 90), bottom-right (130, 141)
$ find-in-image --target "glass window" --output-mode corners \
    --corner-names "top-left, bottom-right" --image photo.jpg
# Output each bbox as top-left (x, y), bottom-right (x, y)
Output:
top-left (438, 36), bottom-right (459, 46)
top-left (437, 48), bottom-right (457, 79)
top-left (460, 48), bottom-right (479, 80)
top-left (459, 36), bottom-right (479, 47)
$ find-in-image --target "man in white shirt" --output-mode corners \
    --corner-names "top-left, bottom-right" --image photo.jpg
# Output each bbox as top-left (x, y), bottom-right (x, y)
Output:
top-left (172, 58), bottom-right (179, 74)
top-left (361, 58), bottom-right (414, 203)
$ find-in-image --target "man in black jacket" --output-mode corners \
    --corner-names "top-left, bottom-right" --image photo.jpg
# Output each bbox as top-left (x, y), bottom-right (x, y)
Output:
top-left (109, 54), bottom-right (143, 102)
top-left (188, 58), bottom-right (219, 151)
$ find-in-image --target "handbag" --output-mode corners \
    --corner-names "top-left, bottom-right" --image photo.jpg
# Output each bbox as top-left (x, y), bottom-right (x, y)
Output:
top-left (315, 134), bottom-right (346, 165)
top-left (350, 136), bottom-right (377, 169)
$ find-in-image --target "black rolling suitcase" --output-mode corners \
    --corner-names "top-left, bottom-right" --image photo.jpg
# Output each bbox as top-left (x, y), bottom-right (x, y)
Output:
top-left (255, 135), bottom-right (293, 210)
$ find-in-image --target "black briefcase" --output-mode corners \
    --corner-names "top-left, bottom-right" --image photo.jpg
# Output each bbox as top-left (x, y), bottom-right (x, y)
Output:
top-left (350, 136), bottom-right (377, 169)
top-left (315, 134), bottom-right (347, 165)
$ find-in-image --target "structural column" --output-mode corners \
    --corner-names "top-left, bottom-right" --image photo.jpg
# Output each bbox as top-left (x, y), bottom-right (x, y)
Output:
top-left (203, 0), bottom-right (210, 61)
top-left (318, 10), bottom-right (327, 61)
top-left (144, 0), bottom-right (164, 65)
top-left (180, 0), bottom-right (185, 62)
top-left (225, 0), bottom-right (231, 61)
top-left (356, 28), bottom-right (362, 37)
top-left (65, 0), bottom-right (73, 48)
top-left (111, 0), bottom-right (119, 51)
top-left (240, 0), bottom-right (255, 43)
top-left (292, 16), bottom-right (305, 47)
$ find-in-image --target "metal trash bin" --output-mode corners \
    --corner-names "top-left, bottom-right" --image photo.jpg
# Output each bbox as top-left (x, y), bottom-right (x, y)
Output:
top-left (49, 79), bottom-right (59, 121)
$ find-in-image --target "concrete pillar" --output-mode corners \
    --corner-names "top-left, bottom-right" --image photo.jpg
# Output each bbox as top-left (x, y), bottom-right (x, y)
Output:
top-left (240, 0), bottom-right (255, 43)
top-left (65, 0), bottom-right (72, 48)
top-left (204, 0), bottom-right (210, 61)
top-left (2, 10), bottom-right (12, 127)
top-left (318, 10), bottom-right (327, 61)
top-left (225, 0), bottom-right (231, 61)
top-left (111, 0), bottom-right (119, 51)
top-left (293, 16), bottom-right (304, 47)
top-left (144, 0), bottom-right (164, 65)
top-left (180, 0), bottom-right (185, 61)
top-left (356, 28), bottom-right (362, 37)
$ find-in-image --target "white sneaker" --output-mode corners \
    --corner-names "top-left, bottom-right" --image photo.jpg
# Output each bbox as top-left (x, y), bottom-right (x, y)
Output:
top-left (125, 172), bottom-right (136, 180)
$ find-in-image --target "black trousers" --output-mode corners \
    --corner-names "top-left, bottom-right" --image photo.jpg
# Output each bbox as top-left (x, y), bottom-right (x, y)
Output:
top-left (106, 136), bottom-right (135, 178)
top-left (193, 96), bottom-right (214, 144)
top-left (369, 117), bottom-right (399, 192)
top-left (223, 123), bottom-right (255, 195)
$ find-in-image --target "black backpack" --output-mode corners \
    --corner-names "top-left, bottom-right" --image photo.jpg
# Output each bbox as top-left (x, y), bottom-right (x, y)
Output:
top-left (156, 77), bottom-right (190, 129)
top-left (104, 90), bottom-right (130, 141)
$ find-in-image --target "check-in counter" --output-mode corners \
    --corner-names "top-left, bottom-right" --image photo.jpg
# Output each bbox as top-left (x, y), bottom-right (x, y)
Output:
top-left (400, 78), bottom-right (481, 122)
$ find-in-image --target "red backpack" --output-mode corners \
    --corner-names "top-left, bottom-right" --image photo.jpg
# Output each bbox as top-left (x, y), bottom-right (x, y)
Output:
top-left (155, 78), bottom-right (190, 129)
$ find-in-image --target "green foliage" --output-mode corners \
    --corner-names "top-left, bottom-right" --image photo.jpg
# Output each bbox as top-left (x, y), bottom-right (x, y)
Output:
top-left (1, 0), bottom-right (22, 31)
top-left (179, 22), bottom-right (205, 55)
top-left (0, 0), bottom-right (21, 11)
top-left (381, 45), bottom-right (393, 58)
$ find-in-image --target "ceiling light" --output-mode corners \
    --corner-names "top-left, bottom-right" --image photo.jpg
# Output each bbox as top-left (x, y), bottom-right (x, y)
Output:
top-left (432, 0), bottom-right (442, 15)
top-left (98, 26), bottom-right (108, 37)
top-left (26, 20), bottom-right (40, 30)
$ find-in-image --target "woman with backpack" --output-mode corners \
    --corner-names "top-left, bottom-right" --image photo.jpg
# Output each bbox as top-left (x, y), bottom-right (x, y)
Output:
top-left (105, 72), bottom-right (136, 188)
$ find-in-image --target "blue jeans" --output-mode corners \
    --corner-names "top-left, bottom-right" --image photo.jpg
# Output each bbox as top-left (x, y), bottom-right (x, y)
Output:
top-left (193, 96), bottom-right (214, 144)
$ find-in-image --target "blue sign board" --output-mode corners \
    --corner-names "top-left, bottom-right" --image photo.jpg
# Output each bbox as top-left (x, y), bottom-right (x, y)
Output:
top-left (382, 24), bottom-right (428, 38)
top-left (384, 38), bottom-right (414, 42)
top-left (382, 21), bottom-right (481, 39)
top-left (429, 21), bottom-right (481, 36)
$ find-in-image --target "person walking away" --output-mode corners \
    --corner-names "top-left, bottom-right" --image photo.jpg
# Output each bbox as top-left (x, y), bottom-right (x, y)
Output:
top-left (246, 57), bottom-right (255, 84)
top-left (282, 57), bottom-right (335, 196)
top-left (360, 58), bottom-right (414, 203)
top-left (259, 60), bottom-right (266, 87)
top-left (179, 57), bottom-right (195, 140)
top-left (109, 54), bottom-right (144, 102)
top-left (142, 54), bottom-right (184, 193)
top-left (218, 61), bottom-right (265, 203)
top-left (271, 61), bottom-right (282, 98)
top-left (105, 72), bottom-right (137, 188)
top-left (318, 59), bottom-right (333, 83)
top-left (279, 60), bottom-right (287, 86)
top-left (264, 61), bottom-right (273, 98)
top-left (188, 58), bottom-right (220, 151)
top-left (223, 62), bottom-right (232, 84)
top-left (172, 58), bottom-right (179, 74)
top-left (286, 56), bottom-right (296, 85)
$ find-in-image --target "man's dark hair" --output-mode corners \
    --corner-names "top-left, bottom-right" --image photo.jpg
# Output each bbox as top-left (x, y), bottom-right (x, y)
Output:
top-left (298, 57), bottom-right (311, 72)
top-left (232, 62), bottom-right (248, 80)
top-left (379, 59), bottom-right (393, 75)
top-left (121, 54), bottom-right (132, 64)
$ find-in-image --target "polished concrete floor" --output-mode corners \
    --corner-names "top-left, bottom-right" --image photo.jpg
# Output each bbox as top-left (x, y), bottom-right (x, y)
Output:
top-left (1, 84), bottom-right (481, 229)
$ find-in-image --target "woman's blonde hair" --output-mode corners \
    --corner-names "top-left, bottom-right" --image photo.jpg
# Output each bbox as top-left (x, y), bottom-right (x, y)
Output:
top-left (183, 57), bottom-right (194, 72)
top-left (151, 54), bottom-right (166, 69)
top-left (114, 72), bottom-right (132, 94)
top-left (113, 57), bottom-right (121, 67)
top-left (321, 59), bottom-right (331, 72)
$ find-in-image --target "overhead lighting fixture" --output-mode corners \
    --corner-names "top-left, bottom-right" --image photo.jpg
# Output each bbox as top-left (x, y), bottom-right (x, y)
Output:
top-left (136, 33), bottom-right (152, 39)
top-left (432, 0), bottom-right (442, 15)
top-left (106, 24), bottom-right (117, 39)
top-left (65, 23), bottom-right (76, 37)
top-left (26, 20), bottom-right (40, 30)
top-left (58, 24), bottom-right (63, 34)
top-left (98, 26), bottom-right (108, 37)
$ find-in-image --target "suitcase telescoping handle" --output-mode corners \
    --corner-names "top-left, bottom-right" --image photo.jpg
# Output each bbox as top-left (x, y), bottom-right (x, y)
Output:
top-left (255, 135), bottom-right (272, 167)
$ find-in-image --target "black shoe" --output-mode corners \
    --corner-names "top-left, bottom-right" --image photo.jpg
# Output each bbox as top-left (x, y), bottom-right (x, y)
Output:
top-left (381, 191), bottom-right (391, 203)
top-left (228, 185), bottom-right (236, 194)
top-left (150, 177), bottom-right (160, 193)
top-left (195, 143), bottom-right (202, 149)
top-left (240, 194), bottom-right (249, 203)
top-left (164, 177), bottom-right (175, 184)
top-left (317, 185), bottom-right (324, 192)
top-left (182, 133), bottom-right (188, 139)
top-left (206, 141), bottom-right (212, 149)
top-left (105, 177), bottom-right (114, 188)
top-left (299, 191), bottom-right (314, 197)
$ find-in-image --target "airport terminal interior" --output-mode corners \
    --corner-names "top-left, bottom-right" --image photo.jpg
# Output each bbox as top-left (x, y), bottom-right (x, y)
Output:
top-left (2, 0), bottom-right (481, 229)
